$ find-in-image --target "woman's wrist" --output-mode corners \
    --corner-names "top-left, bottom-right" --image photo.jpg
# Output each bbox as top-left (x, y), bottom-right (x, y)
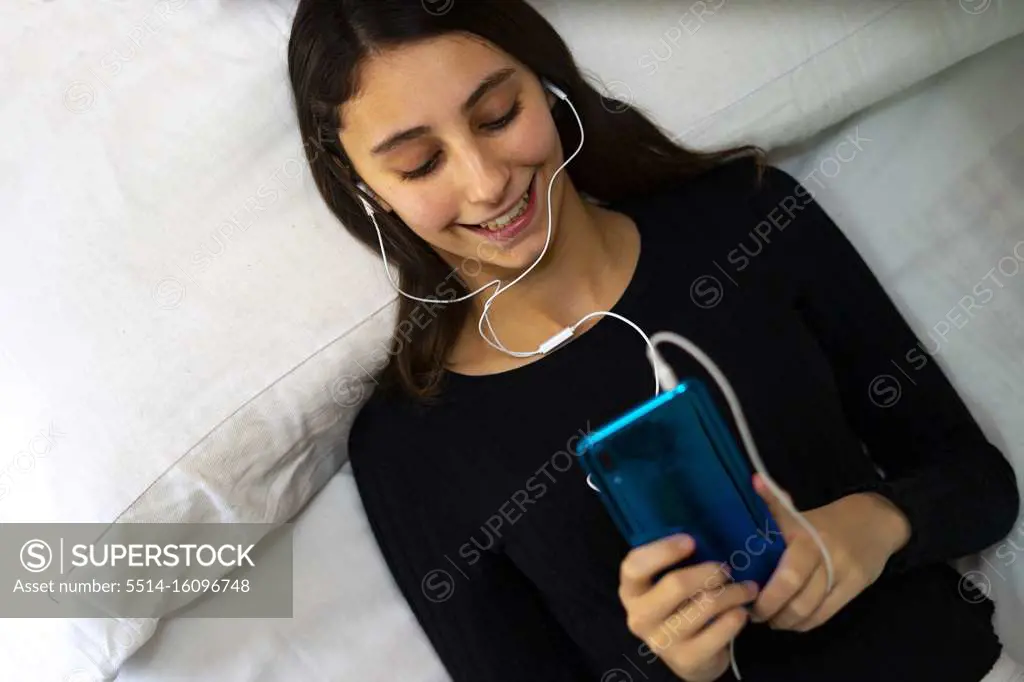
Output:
top-left (853, 492), bottom-right (912, 558)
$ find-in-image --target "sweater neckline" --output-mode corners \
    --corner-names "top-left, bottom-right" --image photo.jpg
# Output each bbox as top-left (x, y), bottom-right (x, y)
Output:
top-left (441, 195), bottom-right (656, 386)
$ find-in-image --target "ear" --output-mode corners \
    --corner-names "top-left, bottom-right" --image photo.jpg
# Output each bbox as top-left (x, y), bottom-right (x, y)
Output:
top-left (357, 182), bottom-right (393, 213)
top-left (545, 89), bottom-right (557, 110)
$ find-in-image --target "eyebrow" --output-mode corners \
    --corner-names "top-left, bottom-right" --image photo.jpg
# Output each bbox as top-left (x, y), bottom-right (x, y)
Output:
top-left (369, 67), bottom-right (517, 156)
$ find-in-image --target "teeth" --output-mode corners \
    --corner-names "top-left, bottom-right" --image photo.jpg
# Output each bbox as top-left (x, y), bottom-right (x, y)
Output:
top-left (480, 190), bottom-right (529, 230)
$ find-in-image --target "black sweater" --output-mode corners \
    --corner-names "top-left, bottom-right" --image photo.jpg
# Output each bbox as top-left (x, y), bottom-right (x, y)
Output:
top-left (348, 160), bottom-right (1020, 682)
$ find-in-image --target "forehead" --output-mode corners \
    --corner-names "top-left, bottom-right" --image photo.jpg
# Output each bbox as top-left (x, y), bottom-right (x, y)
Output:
top-left (340, 34), bottom-right (516, 138)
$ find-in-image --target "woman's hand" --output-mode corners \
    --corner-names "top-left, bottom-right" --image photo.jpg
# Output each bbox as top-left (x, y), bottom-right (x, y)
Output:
top-left (619, 534), bottom-right (759, 682)
top-left (750, 473), bottom-right (912, 632)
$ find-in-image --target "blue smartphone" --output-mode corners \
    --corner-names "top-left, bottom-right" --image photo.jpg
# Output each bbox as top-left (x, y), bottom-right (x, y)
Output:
top-left (577, 378), bottom-right (785, 586)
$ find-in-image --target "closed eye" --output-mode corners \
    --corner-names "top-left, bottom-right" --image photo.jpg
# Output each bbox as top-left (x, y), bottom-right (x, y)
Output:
top-left (401, 152), bottom-right (441, 181)
top-left (481, 97), bottom-right (523, 131)
top-left (399, 98), bottom-right (524, 182)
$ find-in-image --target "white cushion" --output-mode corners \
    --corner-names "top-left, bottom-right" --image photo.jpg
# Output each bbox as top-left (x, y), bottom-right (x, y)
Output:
top-left (535, 0), bottom-right (1024, 149)
top-left (0, 1), bottom-right (395, 678)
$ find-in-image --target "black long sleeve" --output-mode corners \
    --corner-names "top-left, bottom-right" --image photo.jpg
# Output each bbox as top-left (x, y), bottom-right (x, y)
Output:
top-left (347, 158), bottom-right (1018, 682)
top-left (748, 166), bottom-right (1021, 574)
top-left (349, 411), bottom-right (596, 682)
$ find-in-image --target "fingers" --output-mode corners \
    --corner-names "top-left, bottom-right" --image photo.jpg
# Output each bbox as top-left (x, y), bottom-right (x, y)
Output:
top-left (635, 582), bottom-right (757, 651)
top-left (769, 563), bottom-right (829, 630)
top-left (671, 582), bottom-right (759, 637)
top-left (646, 562), bottom-right (731, 613)
top-left (752, 473), bottom-right (795, 532)
top-left (619, 534), bottom-right (696, 600)
top-left (752, 534), bottom-right (821, 623)
top-left (792, 578), bottom-right (856, 632)
top-left (630, 562), bottom-right (732, 631)
top-left (620, 537), bottom-right (758, 682)
top-left (683, 606), bottom-right (750, 662)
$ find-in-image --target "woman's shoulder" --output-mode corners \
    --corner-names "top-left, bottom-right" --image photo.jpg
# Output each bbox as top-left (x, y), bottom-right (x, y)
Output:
top-left (611, 156), bottom-right (801, 253)
top-left (347, 385), bottom-right (490, 537)
top-left (677, 156), bottom-right (802, 206)
top-left (347, 382), bottom-right (461, 480)
top-left (612, 155), bottom-right (798, 225)
top-left (347, 387), bottom-right (420, 471)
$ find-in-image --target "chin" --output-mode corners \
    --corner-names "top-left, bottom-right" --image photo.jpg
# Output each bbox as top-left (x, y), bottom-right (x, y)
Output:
top-left (501, 233), bottom-right (554, 271)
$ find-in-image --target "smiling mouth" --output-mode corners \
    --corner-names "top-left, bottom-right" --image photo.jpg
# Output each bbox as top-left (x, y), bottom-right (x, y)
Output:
top-left (457, 173), bottom-right (537, 232)
top-left (477, 188), bottom-right (531, 231)
top-left (456, 173), bottom-right (541, 244)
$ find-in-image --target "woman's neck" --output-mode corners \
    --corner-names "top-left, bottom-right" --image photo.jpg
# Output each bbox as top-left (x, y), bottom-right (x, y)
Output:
top-left (447, 185), bottom-right (640, 373)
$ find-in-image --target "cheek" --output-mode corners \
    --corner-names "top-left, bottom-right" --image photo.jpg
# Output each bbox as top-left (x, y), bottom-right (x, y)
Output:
top-left (394, 193), bottom-right (457, 240)
top-left (507, 108), bottom-right (560, 165)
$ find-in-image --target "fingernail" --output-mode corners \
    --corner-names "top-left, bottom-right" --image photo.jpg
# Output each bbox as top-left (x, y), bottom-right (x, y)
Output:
top-left (743, 581), bottom-right (759, 597)
top-left (676, 534), bottom-right (693, 549)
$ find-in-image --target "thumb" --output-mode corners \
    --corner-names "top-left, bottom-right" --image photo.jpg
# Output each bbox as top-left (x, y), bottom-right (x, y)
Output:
top-left (752, 473), bottom-right (796, 532)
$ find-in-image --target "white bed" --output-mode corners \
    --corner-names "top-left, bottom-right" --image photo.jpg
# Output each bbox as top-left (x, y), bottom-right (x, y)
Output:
top-left (1, 1), bottom-right (1021, 680)
top-left (118, 32), bottom-right (1024, 682)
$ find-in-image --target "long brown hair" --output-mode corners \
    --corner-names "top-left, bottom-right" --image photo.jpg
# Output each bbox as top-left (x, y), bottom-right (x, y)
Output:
top-left (287, 0), bottom-right (763, 405)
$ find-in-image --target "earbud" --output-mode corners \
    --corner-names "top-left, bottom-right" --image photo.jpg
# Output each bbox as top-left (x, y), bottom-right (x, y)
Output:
top-left (356, 182), bottom-right (376, 216)
top-left (542, 77), bottom-right (568, 102)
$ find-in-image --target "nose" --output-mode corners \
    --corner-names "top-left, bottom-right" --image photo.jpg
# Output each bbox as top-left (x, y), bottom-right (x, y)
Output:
top-left (454, 140), bottom-right (510, 210)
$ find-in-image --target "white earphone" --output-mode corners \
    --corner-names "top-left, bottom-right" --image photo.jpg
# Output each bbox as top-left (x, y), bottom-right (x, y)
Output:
top-left (354, 77), bottom-right (833, 679)
top-left (356, 77), bottom-right (658, 379)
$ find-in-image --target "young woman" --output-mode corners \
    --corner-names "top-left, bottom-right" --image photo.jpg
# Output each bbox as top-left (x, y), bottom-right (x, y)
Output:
top-left (287, 2), bottom-right (1022, 680)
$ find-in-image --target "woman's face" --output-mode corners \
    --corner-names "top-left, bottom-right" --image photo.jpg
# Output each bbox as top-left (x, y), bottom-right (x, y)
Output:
top-left (339, 33), bottom-right (566, 274)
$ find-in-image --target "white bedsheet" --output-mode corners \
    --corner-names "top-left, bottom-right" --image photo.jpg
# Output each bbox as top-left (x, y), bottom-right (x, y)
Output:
top-left (116, 33), bottom-right (1024, 681)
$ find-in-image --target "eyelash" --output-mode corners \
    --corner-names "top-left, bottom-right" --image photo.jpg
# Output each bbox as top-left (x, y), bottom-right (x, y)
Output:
top-left (399, 98), bottom-right (524, 181)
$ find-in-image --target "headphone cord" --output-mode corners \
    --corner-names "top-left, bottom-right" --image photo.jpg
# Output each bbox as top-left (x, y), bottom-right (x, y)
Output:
top-left (646, 331), bottom-right (835, 680)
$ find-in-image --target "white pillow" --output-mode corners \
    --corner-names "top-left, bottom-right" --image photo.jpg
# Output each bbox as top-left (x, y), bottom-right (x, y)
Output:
top-left (535, 0), bottom-right (1024, 149)
top-left (0, 1), bottom-right (394, 679)
top-left (0, 0), bottom-right (1020, 679)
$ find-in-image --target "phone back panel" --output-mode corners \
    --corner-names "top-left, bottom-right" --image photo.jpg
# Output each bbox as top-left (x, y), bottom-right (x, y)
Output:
top-left (578, 379), bottom-right (784, 586)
